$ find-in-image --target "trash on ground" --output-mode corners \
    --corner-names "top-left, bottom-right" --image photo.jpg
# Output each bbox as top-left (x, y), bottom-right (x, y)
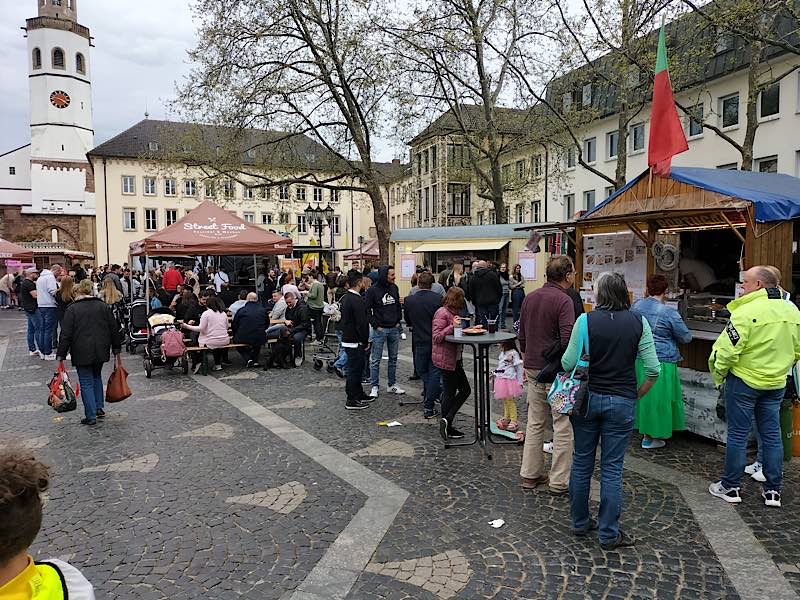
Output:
top-left (488, 519), bottom-right (505, 528)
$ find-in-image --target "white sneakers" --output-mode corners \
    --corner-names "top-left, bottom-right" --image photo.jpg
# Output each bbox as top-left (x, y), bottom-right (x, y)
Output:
top-left (29, 350), bottom-right (40, 357)
top-left (542, 441), bottom-right (554, 454)
top-left (369, 386), bottom-right (379, 398)
top-left (708, 481), bottom-right (742, 504)
top-left (42, 353), bottom-right (57, 361)
top-left (387, 385), bottom-right (406, 395)
top-left (744, 461), bottom-right (767, 483)
top-left (295, 356), bottom-right (303, 367)
top-left (762, 490), bottom-right (782, 507)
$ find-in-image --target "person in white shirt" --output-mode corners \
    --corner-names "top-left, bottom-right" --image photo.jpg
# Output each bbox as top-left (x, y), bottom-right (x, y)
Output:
top-left (213, 267), bottom-right (230, 293)
top-left (266, 291), bottom-right (288, 338)
top-left (228, 289), bottom-right (249, 317)
top-left (35, 264), bottom-right (62, 359)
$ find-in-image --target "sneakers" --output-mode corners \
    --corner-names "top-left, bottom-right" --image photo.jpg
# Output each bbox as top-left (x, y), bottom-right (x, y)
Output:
top-left (439, 418), bottom-right (449, 441)
top-left (745, 461), bottom-right (767, 483)
top-left (572, 518), bottom-right (598, 537)
top-left (708, 481), bottom-right (742, 504)
top-left (193, 363), bottom-right (202, 375)
top-left (345, 400), bottom-right (369, 410)
top-left (400, 332), bottom-right (407, 340)
top-left (600, 530), bottom-right (635, 550)
top-left (294, 356), bottom-right (303, 367)
top-left (28, 350), bottom-right (40, 357)
top-left (42, 353), bottom-right (57, 361)
top-left (762, 489), bottom-right (782, 507)
top-left (543, 441), bottom-right (554, 454)
top-left (80, 418), bottom-right (97, 426)
top-left (447, 427), bottom-right (465, 439)
top-left (213, 365), bottom-right (223, 371)
top-left (424, 408), bottom-right (440, 419)
top-left (641, 438), bottom-right (666, 449)
top-left (369, 386), bottom-right (379, 398)
top-left (361, 378), bottom-right (371, 385)
top-left (387, 385), bottom-right (406, 395)
top-left (520, 475), bottom-right (549, 490)
top-left (96, 409), bottom-right (106, 418)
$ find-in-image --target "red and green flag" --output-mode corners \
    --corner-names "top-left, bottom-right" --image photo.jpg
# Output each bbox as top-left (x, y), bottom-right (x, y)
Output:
top-left (648, 21), bottom-right (688, 176)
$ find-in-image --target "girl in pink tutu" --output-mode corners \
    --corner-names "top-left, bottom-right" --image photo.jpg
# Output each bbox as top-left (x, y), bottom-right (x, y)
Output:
top-left (494, 339), bottom-right (525, 440)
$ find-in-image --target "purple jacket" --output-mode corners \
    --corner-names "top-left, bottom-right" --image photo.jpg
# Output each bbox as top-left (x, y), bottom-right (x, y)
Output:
top-left (432, 306), bottom-right (462, 371)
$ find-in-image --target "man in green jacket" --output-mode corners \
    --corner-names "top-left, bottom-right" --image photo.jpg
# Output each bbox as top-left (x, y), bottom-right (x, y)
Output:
top-left (708, 266), bottom-right (800, 508)
top-left (306, 275), bottom-right (326, 344)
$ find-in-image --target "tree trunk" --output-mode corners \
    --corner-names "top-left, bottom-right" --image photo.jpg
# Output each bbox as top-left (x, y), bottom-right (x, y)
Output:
top-left (490, 161), bottom-right (506, 224)
top-left (740, 42), bottom-right (763, 171)
top-left (615, 109), bottom-right (629, 189)
top-left (367, 179), bottom-right (391, 264)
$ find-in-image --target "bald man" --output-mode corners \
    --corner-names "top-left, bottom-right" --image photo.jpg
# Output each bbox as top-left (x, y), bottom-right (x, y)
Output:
top-left (232, 291), bottom-right (269, 367)
top-left (709, 266), bottom-right (800, 508)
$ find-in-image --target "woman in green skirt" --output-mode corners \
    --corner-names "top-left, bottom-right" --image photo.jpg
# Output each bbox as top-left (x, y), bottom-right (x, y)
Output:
top-left (631, 274), bottom-right (693, 449)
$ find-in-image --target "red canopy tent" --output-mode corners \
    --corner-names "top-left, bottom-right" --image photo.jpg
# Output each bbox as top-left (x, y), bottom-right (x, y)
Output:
top-left (343, 238), bottom-right (379, 261)
top-left (0, 238), bottom-right (34, 261)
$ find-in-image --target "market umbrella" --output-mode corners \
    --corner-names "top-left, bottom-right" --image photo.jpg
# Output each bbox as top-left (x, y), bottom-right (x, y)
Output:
top-left (0, 238), bottom-right (34, 260)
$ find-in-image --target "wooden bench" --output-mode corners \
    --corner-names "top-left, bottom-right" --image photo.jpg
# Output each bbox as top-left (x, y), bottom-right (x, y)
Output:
top-left (185, 343), bottom-right (250, 375)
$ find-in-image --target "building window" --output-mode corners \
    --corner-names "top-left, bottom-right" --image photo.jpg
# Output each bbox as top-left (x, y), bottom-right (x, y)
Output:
top-left (8, 167), bottom-right (15, 176)
top-left (243, 212), bottom-right (255, 223)
top-left (123, 208), bottom-right (137, 231)
top-left (330, 189), bottom-right (339, 203)
top-left (720, 94), bottom-right (739, 128)
top-left (243, 186), bottom-right (254, 199)
top-left (165, 209), bottom-right (178, 226)
top-left (631, 123), bottom-right (645, 152)
top-left (531, 201), bottom-right (541, 223)
top-left (296, 186), bottom-right (307, 202)
top-left (331, 215), bottom-right (340, 235)
top-left (313, 187), bottom-right (323, 203)
top-left (756, 155), bottom-right (778, 173)
top-left (279, 184), bottom-right (290, 200)
top-left (164, 178), bottom-right (176, 196)
top-left (564, 194), bottom-right (574, 219)
top-left (688, 103), bottom-right (704, 137)
top-left (246, 148), bottom-right (256, 159)
top-left (583, 189), bottom-right (596, 211)
top-left (183, 179), bottom-right (196, 197)
top-left (562, 91), bottom-right (573, 112)
top-left (424, 149), bottom-right (429, 173)
top-left (52, 47), bottom-right (65, 69)
top-left (144, 208), bottom-right (157, 231)
top-left (223, 180), bottom-right (235, 198)
top-left (424, 187), bottom-right (430, 220)
top-left (606, 131), bottom-right (619, 159)
top-left (584, 137), bottom-right (597, 163)
top-left (717, 163), bottom-right (738, 170)
top-left (121, 175), bottom-right (135, 195)
top-left (605, 186), bottom-right (615, 198)
top-left (582, 83), bottom-right (593, 107)
top-left (566, 147), bottom-right (576, 169)
top-left (516, 160), bottom-right (525, 180)
top-left (297, 215), bottom-right (307, 234)
top-left (501, 163), bottom-right (511, 183)
top-left (760, 83), bottom-right (780, 118)
top-left (516, 204), bottom-right (524, 223)
top-left (447, 143), bottom-right (469, 167)
top-left (431, 184), bottom-right (438, 218)
top-left (148, 141), bottom-right (160, 152)
top-left (431, 146), bottom-right (438, 169)
top-left (143, 177), bottom-right (156, 196)
top-left (417, 189), bottom-right (422, 220)
top-left (505, 207), bottom-right (511, 223)
top-left (532, 154), bottom-right (543, 178)
top-left (205, 182), bottom-right (216, 198)
top-left (76, 53), bottom-right (85, 74)
top-left (261, 213), bottom-right (273, 225)
top-left (447, 183), bottom-right (470, 216)
top-left (478, 212), bottom-right (485, 225)
top-left (716, 28), bottom-right (736, 54)
top-left (489, 210), bottom-right (497, 225)
top-left (32, 48), bottom-right (42, 69)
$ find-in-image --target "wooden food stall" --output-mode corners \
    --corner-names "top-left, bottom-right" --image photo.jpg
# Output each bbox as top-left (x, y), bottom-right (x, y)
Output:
top-left (523, 166), bottom-right (800, 442)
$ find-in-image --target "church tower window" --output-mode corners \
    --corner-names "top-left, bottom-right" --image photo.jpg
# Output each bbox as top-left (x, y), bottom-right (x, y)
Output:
top-left (52, 47), bottom-right (65, 69)
top-left (76, 53), bottom-right (85, 74)
top-left (32, 48), bottom-right (42, 69)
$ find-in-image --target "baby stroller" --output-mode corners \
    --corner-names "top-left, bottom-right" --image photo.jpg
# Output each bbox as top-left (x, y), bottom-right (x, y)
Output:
top-left (312, 302), bottom-right (341, 371)
top-left (126, 299), bottom-right (149, 354)
top-left (143, 312), bottom-right (188, 378)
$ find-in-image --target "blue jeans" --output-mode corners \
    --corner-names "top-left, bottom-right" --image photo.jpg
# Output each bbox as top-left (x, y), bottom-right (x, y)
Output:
top-left (76, 364), bottom-right (104, 421)
top-left (721, 374), bottom-right (784, 492)
top-left (498, 293), bottom-right (509, 329)
top-left (0, 291), bottom-right (7, 307)
top-left (370, 326), bottom-right (400, 388)
top-left (570, 391), bottom-right (636, 545)
top-left (476, 304), bottom-right (498, 328)
top-left (38, 307), bottom-right (58, 356)
top-left (334, 331), bottom-right (348, 373)
top-left (25, 310), bottom-right (41, 352)
top-left (414, 342), bottom-right (441, 413)
top-left (511, 288), bottom-right (525, 325)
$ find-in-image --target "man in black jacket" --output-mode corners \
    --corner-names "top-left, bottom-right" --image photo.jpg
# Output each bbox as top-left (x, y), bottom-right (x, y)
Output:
top-left (404, 272), bottom-right (443, 418)
top-left (469, 260), bottom-right (503, 327)
top-left (284, 291), bottom-right (311, 367)
top-left (364, 265), bottom-right (405, 399)
top-left (232, 292), bottom-right (269, 367)
top-left (339, 270), bottom-right (371, 410)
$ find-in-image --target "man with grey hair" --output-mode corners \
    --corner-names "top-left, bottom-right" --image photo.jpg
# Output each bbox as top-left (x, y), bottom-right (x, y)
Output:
top-left (709, 265), bottom-right (800, 508)
top-left (232, 292), bottom-right (269, 367)
top-left (36, 263), bottom-right (62, 360)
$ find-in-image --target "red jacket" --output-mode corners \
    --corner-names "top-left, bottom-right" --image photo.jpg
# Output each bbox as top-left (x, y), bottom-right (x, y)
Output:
top-left (517, 282), bottom-right (575, 370)
top-left (162, 268), bottom-right (183, 292)
top-left (432, 306), bottom-right (462, 371)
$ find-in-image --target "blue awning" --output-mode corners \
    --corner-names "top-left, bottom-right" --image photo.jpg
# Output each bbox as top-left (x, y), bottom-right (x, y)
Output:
top-left (582, 167), bottom-right (800, 223)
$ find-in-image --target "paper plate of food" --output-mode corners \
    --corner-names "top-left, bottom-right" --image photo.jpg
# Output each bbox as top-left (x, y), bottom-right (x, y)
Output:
top-left (463, 325), bottom-right (487, 335)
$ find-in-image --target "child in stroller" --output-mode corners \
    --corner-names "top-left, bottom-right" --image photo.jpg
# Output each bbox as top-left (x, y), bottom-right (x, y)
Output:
top-left (143, 311), bottom-right (188, 378)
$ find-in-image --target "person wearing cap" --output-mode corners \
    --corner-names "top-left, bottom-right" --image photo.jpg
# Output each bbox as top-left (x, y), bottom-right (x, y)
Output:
top-left (19, 269), bottom-right (41, 357)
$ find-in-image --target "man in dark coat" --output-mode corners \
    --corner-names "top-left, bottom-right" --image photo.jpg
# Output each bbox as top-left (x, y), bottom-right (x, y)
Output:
top-left (232, 292), bottom-right (269, 367)
top-left (469, 260), bottom-right (503, 327)
top-left (404, 272), bottom-right (444, 418)
top-left (339, 269), bottom-right (371, 410)
top-left (284, 291), bottom-right (311, 366)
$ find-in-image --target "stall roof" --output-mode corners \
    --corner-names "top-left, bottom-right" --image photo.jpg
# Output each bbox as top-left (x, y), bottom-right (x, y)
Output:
top-left (392, 223), bottom-right (530, 242)
top-left (344, 238), bottom-right (379, 259)
top-left (412, 240), bottom-right (509, 252)
top-left (0, 238), bottom-right (34, 260)
top-left (130, 201), bottom-right (293, 256)
top-left (585, 167), bottom-right (800, 223)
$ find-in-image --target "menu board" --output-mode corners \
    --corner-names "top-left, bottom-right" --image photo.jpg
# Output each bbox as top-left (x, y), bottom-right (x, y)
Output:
top-left (400, 254), bottom-right (417, 279)
top-left (516, 251), bottom-right (537, 280)
top-left (582, 232), bottom-right (647, 300)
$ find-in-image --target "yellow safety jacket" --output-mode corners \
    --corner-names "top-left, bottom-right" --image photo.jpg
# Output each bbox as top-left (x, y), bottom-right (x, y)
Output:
top-left (0, 559), bottom-right (65, 600)
top-left (709, 288), bottom-right (800, 390)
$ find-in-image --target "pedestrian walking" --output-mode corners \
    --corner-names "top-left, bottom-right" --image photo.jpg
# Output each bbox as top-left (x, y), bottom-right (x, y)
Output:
top-left (631, 274), bottom-right (692, 449)
top-left (432, 286), bottom-right (470, 440)
top-left (340, 270), bottom-right (371, 410)
top-left (708, 266), bottom-right (800, 508)
top-left (56, 279), bottom-right (122, 425)
top-left (35, 264), bottom-right (62, 360)
top-left (365, 266), bottom-right (405, 399)
top-left (19, 269), bottom-right (41, 357)
top-left (404, 272), bottom-right (444, 418)
top-left (564, 272), bottom-right (660, 549)
top-left (517, 256), bottom-right (576, 495)
top-left (493, 339), bottom-right (525, 440)
top-left (509, 264), bottom-right (525, 326)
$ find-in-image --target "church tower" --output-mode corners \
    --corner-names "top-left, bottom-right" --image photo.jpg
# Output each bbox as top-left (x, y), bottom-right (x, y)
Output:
top-left (26, 0), bottom-right (95, 215)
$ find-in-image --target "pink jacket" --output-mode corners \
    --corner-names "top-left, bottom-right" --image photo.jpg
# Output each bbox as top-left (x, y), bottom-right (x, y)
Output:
top-left (185, 310), bottom-right (230, 348)
top-left (432, 306), bottom-right (462, 371)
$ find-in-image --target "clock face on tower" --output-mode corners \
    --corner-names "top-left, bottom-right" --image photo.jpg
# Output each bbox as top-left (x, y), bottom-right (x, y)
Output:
top-left (50, 90), bottom-right (71, 109)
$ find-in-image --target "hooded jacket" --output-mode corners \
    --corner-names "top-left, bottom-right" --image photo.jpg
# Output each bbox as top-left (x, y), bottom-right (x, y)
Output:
top-left (365, 266), bottom-right (402, 329)
top-left (57, 296), bottom-right (121, 366)
top-left (469, 267), bottom-right (502, 306)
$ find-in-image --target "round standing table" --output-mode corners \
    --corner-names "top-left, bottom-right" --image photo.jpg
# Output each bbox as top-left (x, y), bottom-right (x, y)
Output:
top-left (444, 331), bottom-right (520, 459)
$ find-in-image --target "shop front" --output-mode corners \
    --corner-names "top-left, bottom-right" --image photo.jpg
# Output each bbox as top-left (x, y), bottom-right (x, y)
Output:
top-left (520, 167), bottom-right (800, 442)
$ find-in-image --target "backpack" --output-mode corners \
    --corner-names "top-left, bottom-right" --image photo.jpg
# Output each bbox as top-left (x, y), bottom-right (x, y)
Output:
top-left (160, 328), bottom-right (186, 359)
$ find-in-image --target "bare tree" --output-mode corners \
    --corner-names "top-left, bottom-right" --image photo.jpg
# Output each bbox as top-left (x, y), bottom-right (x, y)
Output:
top-left (171, 0), bottom-right (396, 262)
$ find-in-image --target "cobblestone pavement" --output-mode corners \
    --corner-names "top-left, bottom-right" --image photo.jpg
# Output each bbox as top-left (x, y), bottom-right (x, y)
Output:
top-left (1, 310), bottom-right (799, 599)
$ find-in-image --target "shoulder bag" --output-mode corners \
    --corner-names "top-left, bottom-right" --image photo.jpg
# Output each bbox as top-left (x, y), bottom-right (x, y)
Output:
top-left (547, 314), bottom-right (590, 416)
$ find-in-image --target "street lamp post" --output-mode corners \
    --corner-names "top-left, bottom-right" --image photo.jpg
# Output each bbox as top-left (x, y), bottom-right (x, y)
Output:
top-left (304, 203), bottom-right (335, 271)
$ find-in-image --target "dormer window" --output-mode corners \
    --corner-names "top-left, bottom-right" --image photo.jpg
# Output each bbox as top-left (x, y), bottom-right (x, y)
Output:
top-left (149, 141), bottom-right (160, 151)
